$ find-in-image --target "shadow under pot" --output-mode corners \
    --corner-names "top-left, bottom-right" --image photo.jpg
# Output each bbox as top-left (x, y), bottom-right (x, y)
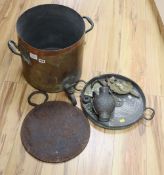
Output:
top-left (8, 4), bottom-right (94, 92)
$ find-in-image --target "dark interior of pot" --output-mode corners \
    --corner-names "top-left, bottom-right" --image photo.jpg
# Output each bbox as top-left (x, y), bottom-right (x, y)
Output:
top-left (17, 4), bottom-right (85, 50)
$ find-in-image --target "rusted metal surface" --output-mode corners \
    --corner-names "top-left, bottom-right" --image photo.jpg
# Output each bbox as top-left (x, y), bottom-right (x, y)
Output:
top-left (21, 101), bottom-right (90, 163)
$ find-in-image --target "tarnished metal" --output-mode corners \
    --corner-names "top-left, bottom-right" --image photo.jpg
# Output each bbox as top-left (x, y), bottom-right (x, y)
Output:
top-left (63, 80), bottom-right (86, 106)
top-left (18, 36), bottom-right (84, 92)
top-left (21, 101), bottom-right (90, 163)
top-left (93, 86), bottom-right (115, 122)
top-left (63, 83), bottom-right (77, 106)
top-left (107, 76), bottom-right (140, 98)
top-left (80, 74), bottom-right (155, 129)
top-left (8, 4), bottom-right (94, 92)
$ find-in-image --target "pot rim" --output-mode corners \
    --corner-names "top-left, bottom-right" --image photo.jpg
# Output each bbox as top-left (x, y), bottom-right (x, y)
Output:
top-left (16, 4), bottom-right (86, 54)
top-left (18, 34), bottom-right (85, 56)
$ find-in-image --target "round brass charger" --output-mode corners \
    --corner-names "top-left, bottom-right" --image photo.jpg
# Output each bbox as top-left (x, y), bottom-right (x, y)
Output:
top-left (21, 101), bottom-right (90, 163)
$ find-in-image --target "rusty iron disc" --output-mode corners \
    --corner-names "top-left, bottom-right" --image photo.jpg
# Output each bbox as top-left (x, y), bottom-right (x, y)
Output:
top-left (21, 101), bottom-right (90, 163)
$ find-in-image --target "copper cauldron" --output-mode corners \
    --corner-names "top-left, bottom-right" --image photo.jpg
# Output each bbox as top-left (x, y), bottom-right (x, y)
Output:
top-left (8, 4), bottom-right (94, 92)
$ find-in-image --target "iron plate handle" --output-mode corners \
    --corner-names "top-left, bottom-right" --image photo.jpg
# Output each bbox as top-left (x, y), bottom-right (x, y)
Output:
top-left (28, 91), bottom-right (49, 107)
top-left (83, 16), bottom-right (94, 33)
top-left (143, 107), bottom-right (155, 120)
top-left (8, 40), bottom-right (21, 56)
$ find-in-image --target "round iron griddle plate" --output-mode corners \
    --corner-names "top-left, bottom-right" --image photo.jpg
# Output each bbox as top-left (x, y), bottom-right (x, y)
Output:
top-left (21, 101), bottom-right (90, 163)
top-left (81, 74), bottom-right (146, 129)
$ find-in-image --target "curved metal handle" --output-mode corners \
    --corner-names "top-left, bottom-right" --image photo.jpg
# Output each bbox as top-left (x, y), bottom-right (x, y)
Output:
top-left (143, 107), bottom-right (155, 120)
top-left (8, 40), bottom-right (21, 56)
top-left (28, 91), bottom-right (49, 107)
top-left (83, 16), bottom-right (94, 33)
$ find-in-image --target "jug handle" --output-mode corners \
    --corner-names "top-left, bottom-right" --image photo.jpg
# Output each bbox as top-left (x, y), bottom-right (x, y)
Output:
top-left (83, 16), bottom-right (94, 33)
top-left (8, 40), bottom-right (21, 56)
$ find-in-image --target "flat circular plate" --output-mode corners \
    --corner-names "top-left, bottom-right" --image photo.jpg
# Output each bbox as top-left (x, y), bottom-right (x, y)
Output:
top-left (81, 74), bottom-right (146, 129)
top-left (21, 101), bottom-right (90, 163)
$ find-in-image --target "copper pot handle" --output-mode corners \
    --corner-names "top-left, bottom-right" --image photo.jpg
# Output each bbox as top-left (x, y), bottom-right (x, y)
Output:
top-left (8, 40), bottom-right (21, 56)
top-left (83, 16), bottom-right (94, 33)
top-left (8, 40), bottom-right (32, 64)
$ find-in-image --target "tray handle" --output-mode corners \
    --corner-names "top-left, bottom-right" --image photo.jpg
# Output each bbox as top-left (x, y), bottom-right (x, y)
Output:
top-left (143, 107), bottom-right (155, 120)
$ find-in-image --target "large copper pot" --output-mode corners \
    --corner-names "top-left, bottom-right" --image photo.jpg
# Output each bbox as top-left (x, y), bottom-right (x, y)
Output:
top-left (8, 4), bottom-right (94, 92)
